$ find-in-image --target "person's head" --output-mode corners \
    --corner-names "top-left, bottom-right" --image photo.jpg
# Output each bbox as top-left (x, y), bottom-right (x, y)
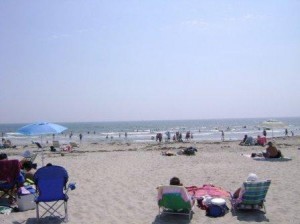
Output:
top-left (170, 177), bottom-right (182, 186)
top-left (0, 153), bottom-right (8, 160)
top-left (246, 173), bottom-right (258, 182)
top-left (22, 161), bottom-right (37, 171)
top-left (267, 142), bottom-right (273, 147)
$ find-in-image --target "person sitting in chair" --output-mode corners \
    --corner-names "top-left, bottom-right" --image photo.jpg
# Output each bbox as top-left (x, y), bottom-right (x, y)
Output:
top-left (168, 177), bottom-right (195, 205)
top-left (263, 142), bottom-right (282, 158)
top-left (233, 173), bottom-right (258, 199)
top-left (170, 177), bottom-right (183, 186)
top-left (22, 161), bottom-right (37, 182)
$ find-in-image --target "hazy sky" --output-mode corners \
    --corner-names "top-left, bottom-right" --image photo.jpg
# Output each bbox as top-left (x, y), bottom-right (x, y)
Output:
top-left (1, 0), bottom-right (299, 123)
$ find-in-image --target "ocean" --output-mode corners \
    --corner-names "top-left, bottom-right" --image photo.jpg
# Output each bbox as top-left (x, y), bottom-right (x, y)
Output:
top-left (1, 117), bottom-right (299, 145)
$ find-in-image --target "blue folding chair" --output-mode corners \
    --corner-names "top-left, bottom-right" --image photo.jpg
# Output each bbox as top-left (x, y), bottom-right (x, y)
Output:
top-left (34, 165), bottom-right (75, 222)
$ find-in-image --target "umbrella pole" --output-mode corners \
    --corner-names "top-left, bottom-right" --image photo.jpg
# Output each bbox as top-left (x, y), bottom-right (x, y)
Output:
top-left (41, 135), bottom-right (45, 166)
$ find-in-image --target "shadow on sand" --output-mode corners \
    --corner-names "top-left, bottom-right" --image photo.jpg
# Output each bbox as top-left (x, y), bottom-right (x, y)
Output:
top-left (233, 210), bottom-right (270, 222)
top-left (152, 213), bottom-right (193, 224)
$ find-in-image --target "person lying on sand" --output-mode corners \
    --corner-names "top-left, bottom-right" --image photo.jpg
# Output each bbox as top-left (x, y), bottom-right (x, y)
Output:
top-left (161, 150), bottom-right (176, 156)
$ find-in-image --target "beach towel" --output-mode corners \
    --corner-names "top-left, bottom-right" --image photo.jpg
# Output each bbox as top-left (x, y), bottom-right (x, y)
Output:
top-left (242, 154), bottom-right (292, 161)
top-left (186, 184), bottom-right (230, 198)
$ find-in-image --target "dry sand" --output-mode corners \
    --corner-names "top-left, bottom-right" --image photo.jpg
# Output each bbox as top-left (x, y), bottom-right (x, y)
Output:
top-left (1, 136), bottom-right (300, 224)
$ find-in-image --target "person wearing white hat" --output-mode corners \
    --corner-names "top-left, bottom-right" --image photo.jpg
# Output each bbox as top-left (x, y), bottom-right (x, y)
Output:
top-left (233, 173), bottom-right (258, 199)
top-left (20, 150), bottom-right (32, 169)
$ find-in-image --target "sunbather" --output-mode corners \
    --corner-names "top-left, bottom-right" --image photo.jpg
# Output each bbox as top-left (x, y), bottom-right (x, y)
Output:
top-left (22, 161), bottom-right (36, 182)
top-left (168, 177), bottom-right (196, 206)
top-left (263, 142), bottom-right (282, 158)
top-left (233, 173), bottom-right (258, 199)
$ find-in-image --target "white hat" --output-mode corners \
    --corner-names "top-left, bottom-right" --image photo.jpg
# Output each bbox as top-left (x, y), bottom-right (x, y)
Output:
top-left (22, 150), bottom-right (31, 158)
top-left (247, 173), bottom-right (258, 182)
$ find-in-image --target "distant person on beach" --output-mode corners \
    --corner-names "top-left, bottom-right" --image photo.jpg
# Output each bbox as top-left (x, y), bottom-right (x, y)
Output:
top-left (291, 131), bottom-right (294, 136)
top-left (156, 133), bottom-right (162, 142)
top-left (263, 142), bottom-right (282, 158)
top-left (178, 132), bottom-right (183, 142)
top-left (185, 131), bottom-right (191, 141)
top-left (285, 129), bottom-right (288, 136)
top-left (239, 135), bottom-right (248, 145)
top-left (69, 131), bottom-right (73, 139)
top-left (256, 135), bottom-right (266, 146)
top-left (221, 130), bottom-right (225, 141)
top-left (125, 132), bottom-right (128, 138)
top-left (263, 129), bottom-right (267, 137)
top-left (79, 133), bottom-right (83, 142)
top-left (2, 138), bottom-right (16, 148)
top-left (233, 173), bottom-right (258, 199)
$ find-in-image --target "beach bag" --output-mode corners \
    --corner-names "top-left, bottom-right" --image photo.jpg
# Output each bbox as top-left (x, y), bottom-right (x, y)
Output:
top-left (206, 204), bottom-right (229, 217)
top-left (206, 198), bottom-right (229, 217)
top-left (183, 147), bottom-right (197, 155)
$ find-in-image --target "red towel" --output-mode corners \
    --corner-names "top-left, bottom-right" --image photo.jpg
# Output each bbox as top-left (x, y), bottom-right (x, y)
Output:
top-left (0, 160), bottom-right (21, 184)
top-left (186, 184), bottom-right (230, 198)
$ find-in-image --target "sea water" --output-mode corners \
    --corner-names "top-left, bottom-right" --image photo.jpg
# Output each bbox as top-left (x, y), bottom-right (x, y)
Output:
top-left (1, 117), bottom-right (300, 145)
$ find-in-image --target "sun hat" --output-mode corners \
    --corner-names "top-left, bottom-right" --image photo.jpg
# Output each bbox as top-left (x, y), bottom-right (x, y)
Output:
top-left (22, 150), bottom-right (31, 158)
top-left (247, 173), bottom-right (258, 182)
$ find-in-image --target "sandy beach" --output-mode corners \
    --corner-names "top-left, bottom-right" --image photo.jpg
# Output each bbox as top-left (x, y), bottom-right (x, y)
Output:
top-left (1, 136), bottom-right (300, 224)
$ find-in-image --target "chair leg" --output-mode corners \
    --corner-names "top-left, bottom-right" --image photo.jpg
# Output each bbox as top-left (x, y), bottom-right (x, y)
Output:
top-left (64, 201), bottom-right (68, 222)
top-left (36, 203), bottom-right (40, 223)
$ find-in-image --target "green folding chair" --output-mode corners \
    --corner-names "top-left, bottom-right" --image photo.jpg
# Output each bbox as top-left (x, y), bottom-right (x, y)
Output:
top-left (157, 186), bottom-right (194, 220)
top-left (231, 180), bottom-right (271, 214)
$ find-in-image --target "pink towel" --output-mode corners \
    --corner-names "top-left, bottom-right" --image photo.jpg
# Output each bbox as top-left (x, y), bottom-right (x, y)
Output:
top-left (186, 184), bottom-right (230, 198)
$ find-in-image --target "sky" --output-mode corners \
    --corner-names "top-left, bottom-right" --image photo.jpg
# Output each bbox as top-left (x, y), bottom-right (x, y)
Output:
top-left (0, 0), bottom-right (299, 123)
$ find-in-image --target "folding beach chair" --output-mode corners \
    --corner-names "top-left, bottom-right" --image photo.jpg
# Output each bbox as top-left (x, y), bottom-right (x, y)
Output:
top-left (34, 165), bottom-right (75, 222)
top-left (69, 142), bottom-right (79, 148)
top-left (230, 180), bottom-right (271, 214)
top-left (0, 160), bottom-right (23, 203)
top-left (52, 141), bottom-right (60, 148)
top-left (157, 186), bottom-right (195, 220)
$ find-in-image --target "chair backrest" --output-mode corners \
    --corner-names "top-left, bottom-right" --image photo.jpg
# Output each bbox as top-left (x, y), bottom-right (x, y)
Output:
top-left (158, 186), bottom-right (192, 210)
top-left (0, 160), bottom-right (20, 184)
top-left (30, 153), bottom-right (38, 163)
top-left (53, 141), bottom-right (60, 147)
top-left (69, 142), bottom-right (78, 147)
top-left (242, 180), bottom-right (271, 205)
top-left (34, 165), bottom-right (68, 202)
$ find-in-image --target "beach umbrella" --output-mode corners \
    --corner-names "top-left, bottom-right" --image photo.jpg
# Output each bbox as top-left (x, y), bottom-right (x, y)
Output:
top-left (260, 119), bottom-right (286, 138)
top-left (17, 122), bottom-right (67, 166)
